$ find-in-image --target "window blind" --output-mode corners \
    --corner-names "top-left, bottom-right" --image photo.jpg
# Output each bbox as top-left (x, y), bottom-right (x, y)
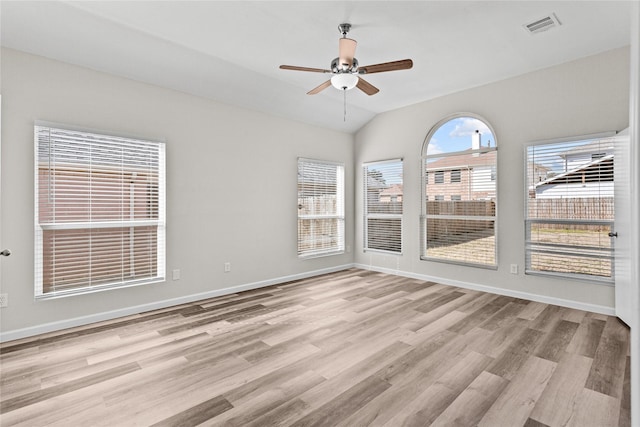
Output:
top-left (297, 158), bottom-right (345, 257)
top-left (525, 135), bottom-right (615, 282)
top-left (363, 159), bottom-right (403, 253)
top-left (34, 125), bottom-right (166, 297)
top-left (422, 148), bottom-right (497, 266)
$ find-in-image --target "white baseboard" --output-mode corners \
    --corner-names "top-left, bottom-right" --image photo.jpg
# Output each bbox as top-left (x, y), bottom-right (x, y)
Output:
top-left (355, 263), bottom-right (616, 316)
top-left (0, 264), bottom-right (355, 343)
top-left (2, 263), bottom-right (615, 343)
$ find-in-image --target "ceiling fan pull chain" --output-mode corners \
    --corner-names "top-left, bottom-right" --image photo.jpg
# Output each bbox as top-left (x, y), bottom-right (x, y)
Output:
top-left (343, 88), bottom-right (347, 121)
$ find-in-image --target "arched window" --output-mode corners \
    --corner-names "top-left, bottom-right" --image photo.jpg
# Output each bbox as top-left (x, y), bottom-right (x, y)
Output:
top-left (421, 114), bottom-right (498, 267)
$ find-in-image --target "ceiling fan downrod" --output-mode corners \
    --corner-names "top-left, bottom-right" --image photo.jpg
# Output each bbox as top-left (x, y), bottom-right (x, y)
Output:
top-left (338, 23), bottom-right (351, 37)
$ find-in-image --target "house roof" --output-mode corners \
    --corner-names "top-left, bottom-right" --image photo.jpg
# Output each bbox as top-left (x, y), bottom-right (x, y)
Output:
top-left (425, 150), bottom-right (496, 171)
top-left (380, 184), bottom-right (403, 196)
top-left (535, 154), bottom-right (614, 187)
top-left (557, 139), bottom-right (615, 158)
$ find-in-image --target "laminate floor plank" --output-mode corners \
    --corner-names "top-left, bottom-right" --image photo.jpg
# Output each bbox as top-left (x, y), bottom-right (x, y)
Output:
top-left (534, 319), bottom-right (580, 362)
top-left (516, 301), bottom-right (548, 321)
top-left (585, 317), bottom-right (629, 398)
top-left (565, 388), bottom-right (622, 427)
top-left (202, 370), bottom-right (325, 426)
top-left (378, 350), bottom-right (494, 427)
top-left (528, 351), bottom-right (593, 426)
top-left (428, 370), bottom-right (508, 427)
top-left (335, 337), bottom-right (473, 426)
top-left (478, 356), bottom-right (556, 427)
top-left (290, 375), bottom-right (392, 427)
top-left (565, 317), bottom-right (606, 358)
top-left (0, 269), bottom-right (630, 426)
top-left (619, 356), bottom-right (632, 427)
top-left (294, 341), bottom-right (413, 413)
top-left (486, 327), bottom-right (545, 381)
top-left (467, 318), bottom-right (530, 359)
top-left (478, 301), bottom-right (527, 332)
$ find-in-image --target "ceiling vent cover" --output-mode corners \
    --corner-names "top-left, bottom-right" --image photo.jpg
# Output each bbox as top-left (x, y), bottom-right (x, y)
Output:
top-left (524, 13), bottom-right (562, 34)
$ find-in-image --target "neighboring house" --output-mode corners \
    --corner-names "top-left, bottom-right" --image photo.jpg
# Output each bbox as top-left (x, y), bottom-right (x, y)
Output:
top-left (425, 150), bottom-right (497, 201)
top-left (379, 183), bottom-right (403, 203)
top-left (533, 140), bottom-right (614, 199)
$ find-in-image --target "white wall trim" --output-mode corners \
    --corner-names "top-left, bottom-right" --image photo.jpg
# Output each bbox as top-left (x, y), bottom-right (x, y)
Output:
top-left (627, 3), bottom-right (640, 426)
top-left (0, 264), bottom-right (354, 343)
top-left (355, 264), bottom-right (616, 316)
top-left (2, 262), bottom-right (617, 343)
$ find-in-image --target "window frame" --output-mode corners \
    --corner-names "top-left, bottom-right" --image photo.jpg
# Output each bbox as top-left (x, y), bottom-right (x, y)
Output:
top-left (420, 113), bottom-right (498, 269)
top-left (297, 158), bottom-right (345, 258)
top-left (524, 132), bottom-right (616, 284)
top-left (34, 123), bottom-right (166, 299)
top-left (363, 158), bottom-right (403, 255)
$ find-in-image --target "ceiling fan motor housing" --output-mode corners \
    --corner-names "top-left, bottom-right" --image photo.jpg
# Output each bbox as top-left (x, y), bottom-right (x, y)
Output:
top-left (331, 57), bottom-right (358, 73)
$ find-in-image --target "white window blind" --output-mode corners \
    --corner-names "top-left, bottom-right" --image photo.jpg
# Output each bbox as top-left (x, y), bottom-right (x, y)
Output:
top-left (525, 135), bottom-right (615, 282)
top-left (364, 159), bottom-right (403, 253)
top-left (34, 125), bottom-right (166, 297)
top-left (421, 116), bottom-right (497, 267)
top-left (297, 158), bottom-right (345, 258)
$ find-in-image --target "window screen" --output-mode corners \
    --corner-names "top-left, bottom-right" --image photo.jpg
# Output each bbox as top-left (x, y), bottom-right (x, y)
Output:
top-left (35, 125), bottom-right (166, 297)
top-left (421, 116), bottom-right (497, 267)
top-left (297, 158), bottom-right (345, 257)
top-left (364, 159), bottom-right (403, 253)
top-left (525, 135), bottom-right (615, 282)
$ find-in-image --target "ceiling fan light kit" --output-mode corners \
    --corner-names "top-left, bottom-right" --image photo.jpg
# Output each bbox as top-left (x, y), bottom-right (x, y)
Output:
top-left (331, 73), bottom-right (359, 90)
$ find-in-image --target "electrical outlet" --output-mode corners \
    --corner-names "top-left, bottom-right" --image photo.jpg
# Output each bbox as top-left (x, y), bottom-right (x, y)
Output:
top-left (172, 269), bottom-right (181, 281)
top-left (0, 293), bottom-right (8, 308)
top-left (510, 264), bottom-right (518, 274)
top-left (224, 262), bottom-right (231, 273)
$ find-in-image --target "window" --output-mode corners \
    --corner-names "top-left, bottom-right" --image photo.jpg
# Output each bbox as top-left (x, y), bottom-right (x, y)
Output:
top-left (35, 125), bottom-right (165, 298)
top-left (434, 171), bottom-right (444, 184)
top-left (364, 159), bottom-right (403, 253)
top-left (421, 115), bottom-right (497, 267)
top-left (297, 158), bottom-right (345, 257)
top-left (525, 134), bottom-right (615, 282)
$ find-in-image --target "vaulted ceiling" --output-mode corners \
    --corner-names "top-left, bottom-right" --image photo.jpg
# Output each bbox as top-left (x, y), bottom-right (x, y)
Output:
top-left (0, 1), bottom-right (632, 133)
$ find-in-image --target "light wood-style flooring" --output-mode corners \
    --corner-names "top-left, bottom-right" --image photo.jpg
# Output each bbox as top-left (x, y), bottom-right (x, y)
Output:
top-left (0, 269), bottom-right (631, 426)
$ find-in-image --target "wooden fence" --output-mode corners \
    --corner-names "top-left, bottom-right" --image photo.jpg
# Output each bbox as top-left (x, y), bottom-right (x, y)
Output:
top-left (426, 201), bottom-right (495, 242)
top-left (528, 197), bottom-right (614, 220)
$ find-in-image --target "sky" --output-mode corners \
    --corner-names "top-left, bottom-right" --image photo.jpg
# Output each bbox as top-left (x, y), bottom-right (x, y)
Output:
top-left (426, 117), bottom-right (495, 156)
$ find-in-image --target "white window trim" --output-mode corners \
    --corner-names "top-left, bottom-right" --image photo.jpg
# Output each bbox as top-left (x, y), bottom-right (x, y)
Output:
top-left (420, 113), bottom-right (499, 269)
top-left (297, 158), bottom-right (345, 258)
top-left (34, 124), bottom-right (166, 298)
top-left (363, 158), bottom-right (403, 255)
top-left (524, 131), bottom-right (616, 285)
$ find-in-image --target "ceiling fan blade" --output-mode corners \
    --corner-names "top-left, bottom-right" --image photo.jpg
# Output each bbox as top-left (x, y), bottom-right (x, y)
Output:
top-left (359, 59), bottom-right (413, 74)
top-left (307, 80), bottom-right (332, 95)
top-left (356, 78), bottom-right (379, 96)
top-left (338, 38), bottom-right (357, 68)
top-left (280, 65), bottom-right (331, 73)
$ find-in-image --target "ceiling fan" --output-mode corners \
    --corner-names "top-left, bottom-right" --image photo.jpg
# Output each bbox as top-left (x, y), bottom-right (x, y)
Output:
top-left (280, 23), bottom-right (413, 96)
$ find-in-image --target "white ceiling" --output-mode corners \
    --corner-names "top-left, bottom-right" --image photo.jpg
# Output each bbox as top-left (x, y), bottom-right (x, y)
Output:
top-left (0, 1), bottom-right (632, 133)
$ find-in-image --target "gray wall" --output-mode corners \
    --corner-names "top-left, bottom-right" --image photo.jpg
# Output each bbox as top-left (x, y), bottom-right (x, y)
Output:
top-left (0, 48), bottom-right (354, 337)
top-left (0, 45), bottom-right (630, 339)
top-left (355, 47), bottom-right (630, 311)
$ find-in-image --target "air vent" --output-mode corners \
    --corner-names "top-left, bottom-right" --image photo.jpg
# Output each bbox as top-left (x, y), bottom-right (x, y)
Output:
top-left (524, 13), bottom-right (562, 34)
